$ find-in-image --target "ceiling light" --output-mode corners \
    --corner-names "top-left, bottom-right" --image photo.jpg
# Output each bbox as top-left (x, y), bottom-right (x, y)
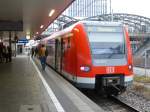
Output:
top-left (49, 9), bottom-right (55, 17)
top-left (40, 25), bottom-right (44, 29)
top-left (36, 32), bottom-right (39, 34)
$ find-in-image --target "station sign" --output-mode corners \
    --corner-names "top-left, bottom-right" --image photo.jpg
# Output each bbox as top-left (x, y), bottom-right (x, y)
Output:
top-left (17, 37), bottom-right (28, 44)
top-left (0, 21), bottom-right (23, 31)
top-left (18, 40), bottom-right (28, 44)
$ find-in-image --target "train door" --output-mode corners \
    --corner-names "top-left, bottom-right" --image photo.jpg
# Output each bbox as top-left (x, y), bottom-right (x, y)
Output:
top-left (55, 38), bottom-right (61, 72)
top-left (17, 44), bottom-right (23, 54)
top-left (61, 36), bottom-right (77, 82)
top-left (60, 38), bottom-right (63, 73)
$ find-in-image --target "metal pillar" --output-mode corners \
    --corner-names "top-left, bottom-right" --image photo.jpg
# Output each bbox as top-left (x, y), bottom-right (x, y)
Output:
top-left (144, 50), bottom-right (147, 76)
top-left (110, 0), bottom-right (112, 14)
top-left (14, 33), bottom-right (18, 57)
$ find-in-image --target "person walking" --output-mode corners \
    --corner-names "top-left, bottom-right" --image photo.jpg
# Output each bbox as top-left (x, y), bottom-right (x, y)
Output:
top-left (39, 44), bottom-right (47, 70)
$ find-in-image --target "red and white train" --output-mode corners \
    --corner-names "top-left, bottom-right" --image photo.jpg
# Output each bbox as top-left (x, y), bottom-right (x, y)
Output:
top-left (41, 21), bottom-right (133, 95)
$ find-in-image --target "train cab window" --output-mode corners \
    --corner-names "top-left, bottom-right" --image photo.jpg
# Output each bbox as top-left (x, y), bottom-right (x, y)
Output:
top-left (84, 25), bottom-right (127, 66)
top-left (86, 26), bottom-right (126, 59)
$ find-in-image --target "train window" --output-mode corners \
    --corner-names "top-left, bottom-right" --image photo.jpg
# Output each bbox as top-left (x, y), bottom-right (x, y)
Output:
top-left (62, 40), bottom-right (65, 54)
top-left (67, 37), bottom-right (71, 48)
top-left (57, 40), bottom-right (61, 57)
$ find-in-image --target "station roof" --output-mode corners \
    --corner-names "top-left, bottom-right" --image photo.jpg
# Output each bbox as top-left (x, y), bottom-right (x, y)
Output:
top-left (0, 0), bottom-right (74, 38)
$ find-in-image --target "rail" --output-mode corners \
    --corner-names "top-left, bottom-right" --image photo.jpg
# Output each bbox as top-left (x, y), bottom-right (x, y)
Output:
top-left (110, 95), bottom-right (140, 112)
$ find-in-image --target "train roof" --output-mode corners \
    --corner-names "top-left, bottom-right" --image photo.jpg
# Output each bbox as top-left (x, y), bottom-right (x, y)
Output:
top-left (42, 22), bottom-right (79, 41)
top-left (42, 21), bottom-right (124, 42)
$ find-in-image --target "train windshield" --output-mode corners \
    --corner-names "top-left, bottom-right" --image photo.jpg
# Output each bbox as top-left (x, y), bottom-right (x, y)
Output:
top-left (86, 26), bottom-right (126, 60)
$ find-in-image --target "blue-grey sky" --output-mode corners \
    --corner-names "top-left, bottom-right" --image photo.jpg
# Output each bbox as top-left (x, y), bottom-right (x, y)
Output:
top-left (112, 0), bottom-right (150, 18)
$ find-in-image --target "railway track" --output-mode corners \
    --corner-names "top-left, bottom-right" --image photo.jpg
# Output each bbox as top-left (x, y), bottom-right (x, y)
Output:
top-left (110, 95), bottom-right (140, 112)
top-left (81, 89), bottom-right (140, 112)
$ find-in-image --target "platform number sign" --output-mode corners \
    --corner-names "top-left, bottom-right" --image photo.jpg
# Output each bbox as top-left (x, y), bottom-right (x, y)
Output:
top-left (106, 67), bottom-right (115, 74)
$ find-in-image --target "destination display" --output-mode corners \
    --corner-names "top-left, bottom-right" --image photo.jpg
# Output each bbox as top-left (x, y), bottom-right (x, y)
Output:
top-left (86, 26), bottom-right (122, 32)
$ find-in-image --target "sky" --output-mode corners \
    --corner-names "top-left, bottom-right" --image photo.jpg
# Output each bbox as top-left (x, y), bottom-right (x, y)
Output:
top-left (111, 0), bottom-right (150, 18)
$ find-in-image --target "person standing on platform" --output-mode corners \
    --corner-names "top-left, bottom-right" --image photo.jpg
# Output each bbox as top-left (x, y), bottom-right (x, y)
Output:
top-left (0, 51), bottom-right (2, 63)
top-left (34, 47), bottom-right (38, 57)
top-left (7, 45), bottom-right (11, 62)
top-left (39, 44), bottom-right (47, 70)
top-left (5, 46), bottom-right (9, 63)
top-left (0, 43), bottom-right (3, 63)
top-left (31, 47), bottom-right (34, 58)
top-left (2, 45), bottom-right (6, 63)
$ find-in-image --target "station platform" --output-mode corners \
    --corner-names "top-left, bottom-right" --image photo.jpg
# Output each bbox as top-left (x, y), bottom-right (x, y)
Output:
top-left (0, 55), bottom-right (104, 112)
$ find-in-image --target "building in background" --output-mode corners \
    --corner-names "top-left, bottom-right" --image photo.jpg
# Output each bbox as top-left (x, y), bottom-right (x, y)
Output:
top-left (63, 0), bottom-right (109, 17)
top-left (43, 0), bottom-right (110, 35)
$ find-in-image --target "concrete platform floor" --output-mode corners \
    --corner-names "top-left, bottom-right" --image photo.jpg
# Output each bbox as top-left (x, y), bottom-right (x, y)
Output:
top-left (0, 55), bottom-right (105, 112)
top-left (0, 55), bottom-right (42, 112)
top-left (33, 57), bottom-right (104, 112)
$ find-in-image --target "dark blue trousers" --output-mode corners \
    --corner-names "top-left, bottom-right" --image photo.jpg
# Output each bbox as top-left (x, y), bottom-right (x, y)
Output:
top-left (40, 56), bottom-right (46, 70)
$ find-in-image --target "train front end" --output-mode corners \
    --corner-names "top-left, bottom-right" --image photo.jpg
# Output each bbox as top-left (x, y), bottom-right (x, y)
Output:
top-left (77, 21), bottom-right (133, 95)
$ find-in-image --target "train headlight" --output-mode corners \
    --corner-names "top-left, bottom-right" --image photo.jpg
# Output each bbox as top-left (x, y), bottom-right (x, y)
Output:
top-left (80, 66), bottom-right (90, 72)
top-left (128, 65), bottom-right (133, 71)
